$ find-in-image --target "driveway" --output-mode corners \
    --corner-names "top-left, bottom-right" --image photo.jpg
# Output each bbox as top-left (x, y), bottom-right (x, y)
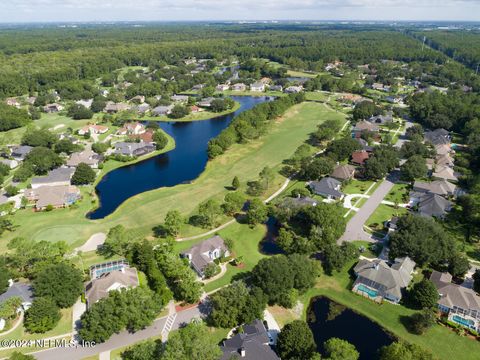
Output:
top-left (339, 172), bottom-right (398, 243)
top-left (33, 306), bottom-right (203, 360)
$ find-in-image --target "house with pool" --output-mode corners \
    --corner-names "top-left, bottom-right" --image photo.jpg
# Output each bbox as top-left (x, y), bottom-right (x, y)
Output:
top-left (430, 271), bottom-right (480, 333)
top-left (352, 257), bottom-right (415, 304)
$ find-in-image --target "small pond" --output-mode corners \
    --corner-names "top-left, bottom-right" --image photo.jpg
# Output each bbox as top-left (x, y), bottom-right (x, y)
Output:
top-left (307, 296), bottom-right (394, 359)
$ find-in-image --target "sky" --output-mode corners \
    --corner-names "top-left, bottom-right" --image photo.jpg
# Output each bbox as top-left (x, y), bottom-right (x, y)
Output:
top-left (1, 0), bottom-right (480, 23)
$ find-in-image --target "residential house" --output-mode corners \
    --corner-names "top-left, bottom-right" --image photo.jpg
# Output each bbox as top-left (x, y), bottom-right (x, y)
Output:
top-left (352, 257), bottom-right (415, 303)
top-left (284, 85), bottom-right (303, 93)
top-left (152, 105), bottom-right (174, 116)
top-left (117, 122), bottom-right (146, 136)
top-left (216, 84), bottom-right (230, 91)
top-left (331, 164), bottom-right (356, 181)
top-left (432, 165), bottom-right (458, 182)
top-left (43, 103), bottom-right (64, 113)
top-left (351, 150), bottom-right (370, 165)
top-left (368, 112), bottom-right (393, 124)
top-left (417, 193), bottom-right (452, 218)
top-left (436, 153), bottom-right (454, 168)
top-left (340, 94), bottom-right (364, 104)
top-left (24, 185), bottom-right (80, 210)
top-left (250, 82), bottom-right (265, 92)
top-left (78, 124), bottom-right (109, 136)
top-left (11, 145), bottom-right (33, 161)
top-left (425, 129), bottom-right (451, 146)
top-left (5, 98), bottom-right (21, 108)
top-left (0, 282), bottom-right (33, 308)
top-left (192, 84), bottom-right (205, 91)
top-left (114, 141), bottom-right (155, 157)
top-left (355, 138), bottom-right (374, 152)
top-left (0, 159), bottom-right (18, 169)
top-left (352, 121), bottom-right (380, 139)
top-left (197, 97), bottom-right (215, 107)
top-left (430, 271), bottom-right (480, 333)
top-left (372, 83), bottom-right (388, 91)
top-left (129, 129), bottom-right (154, 143)
top-left (190, 105), bottom-right (202, 113)
top-left (76, 99), bottom-right (93, 109)
top-left (66, 149), bottom-right (102, 168)
top-left (260, 77), bottom-right (272, 85)
top-left (31, 167), bottom-right (75, 189)
top-left (85, 267), bottom-right (139, 307)
top-left (411, 179), bottom-right (457, 199)
top-left (171, 94), bottom-right (189, 103)
top-left (220, 319), bottom-right (279, 360)
top-left (435, 144), bottom-right (453, 156)
top-left (269, 85), bottom-right (283, 92)
top-left (308, 178), bottom-right (344, 200)
top-left (181, 235), bottom-right (229, 278)
top-left (104, 102), bottom-right (131, 114)
top-left (135, 103), bottom-right (150, 115)
top-left (231, 83), bottom-right (247, 91)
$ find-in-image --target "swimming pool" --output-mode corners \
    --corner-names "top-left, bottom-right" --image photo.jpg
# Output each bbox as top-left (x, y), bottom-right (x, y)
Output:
top-left (452, 315), bottom-right (475, 328)
top-left (357, 284), bottom-right (378, 298)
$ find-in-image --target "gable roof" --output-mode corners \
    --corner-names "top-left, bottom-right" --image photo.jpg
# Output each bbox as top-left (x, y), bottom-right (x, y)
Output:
top-left (418, 193), bottom-right (452, 218)
top-left (425, 129), bottom-right (450, 146)
top-left (309, 178), bottom-right (343, 198)
top-left (85, 268), bottom-right (139, 305)
top-left (433, 165), bottom-right (458, 181)
top-left (331, 164), bottom-right (355, 180)
top-left (412, 180), bottom-right (457, 197)
top-left (67, 149), bottom-right (101, 167)
top-left (181, 235), bottom-right (228, 274)
top-left (0, 283), bottom-right (33, 304)
top-left (354, 257), bottom-right (415, 299)
top-left (25, 185), bottom-right (80, 209)
top-left (430, 271), bottom-right (480, 312)
top-left (353, 120), bottom-right (379, 132)
top-left (436, 153), bottom-right (454, 168)
top-left (220, 319), bottom-right (279, 360)
top-left (31, 167), bottom-right (75, 187)
top-left (434, 144), bottom-right (452, 156)
top-left (351, 150), bottom-right (370, 165)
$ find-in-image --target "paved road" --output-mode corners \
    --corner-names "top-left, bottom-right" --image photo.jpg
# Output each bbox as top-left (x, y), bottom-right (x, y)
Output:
top-left (339, 172), bottom-right (398, 243)
top-left (33, 306), bottom-right (202, 360)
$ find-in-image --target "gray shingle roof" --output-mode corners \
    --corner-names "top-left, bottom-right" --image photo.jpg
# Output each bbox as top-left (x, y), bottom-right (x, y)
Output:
top-left (331, 164), bottom-right (355, 181)
top-left (309, 178), bottom-right (343, 198)
top-left (430, 271), bottom-right (480, 312)
top-left (220, 319), bottom-right (279, 360)
top-left (31, 167), bottom-right (75, 187)
top-left (412, 180), bottom-right (457, 197)
top-left (85, 268), bottom-right (139, 305)
top-left (0, 283), bottom-right (33, 304)
top-left (418, 193), bottom-right (452, 218)
top-left (181, 235), bottom-right (228, 275)
top-left (354, 257), bottom-right (415, 300)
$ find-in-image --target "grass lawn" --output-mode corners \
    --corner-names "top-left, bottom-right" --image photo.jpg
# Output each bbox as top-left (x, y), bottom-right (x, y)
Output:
top-left (286, 69), bottom-right (319, 78)
top-left (342, 179), bottom-right (375, 195)
top-left (0, 308), bottom-right (73, 357)
top-left (2, 101), bottom-right (346, 249)
top-left (294, 263), bottom-right (480, 360)
top-left (173, 221), bottom-right (268, 293)
top-left (351, 241), bottom-right (381, 258)
top-left (305, 92), bottom-right (331, 102)
top-left (384, 183), bottom-right (410, 204)
top-left (365, 204), bottom-right (407, 234)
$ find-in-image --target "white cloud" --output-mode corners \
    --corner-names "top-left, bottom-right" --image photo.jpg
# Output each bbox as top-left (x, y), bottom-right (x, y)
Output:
top-left (1, 0), bottom-right (480, 22)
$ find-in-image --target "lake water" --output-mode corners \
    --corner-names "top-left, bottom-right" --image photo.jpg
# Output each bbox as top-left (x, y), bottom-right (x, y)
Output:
top-left (307, 296), bottom-right (394, 359)
top-left (88, 96), bottom-right (271, 219)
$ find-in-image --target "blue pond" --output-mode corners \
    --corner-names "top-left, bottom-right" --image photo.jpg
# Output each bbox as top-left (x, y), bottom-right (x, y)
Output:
top-left (308, 297), bottom-right (393, 359)
top-left (88, 96), bottom-right (271, 219)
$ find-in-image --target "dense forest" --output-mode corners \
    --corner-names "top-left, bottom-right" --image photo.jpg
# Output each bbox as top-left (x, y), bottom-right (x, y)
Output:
top-left (0, 24), bottom-right (449, 98)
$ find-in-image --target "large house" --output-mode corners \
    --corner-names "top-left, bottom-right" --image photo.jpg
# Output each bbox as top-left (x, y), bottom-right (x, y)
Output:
top-left (220, 319), bottom-right (279, 360)
top-left (114, 141), bottom-right (155, 157)
top-left (424, 129), bottom-right (450, 146)
top-left (171, 94), bottom-right (189, 103)
top-left (417, 193), bottom-right (452, 218)
top-left (76, 99), bottom-right (93, 109)
top-left (432, 165), bottom-right (458, 182)
top-left (43, 103), bottom-right (64, 113)
top-left (308, 178), bottom-right (343, 200)
top-left (11, 145), bottom-right (33, 161)
top-left (250, 82), bottom-right (265, 92)
top-left (78, 124), bottom-right (109, 136)
top-left (216, 84), bottom-right (230, 91)
top-left (352, 121), bottom-right (380, 139)
top-left (331, 164), bottom-right (356, 181)
top-left (24, 185), bottom-right (80, 210)
top-left (104, 102), bottom-right (131, 114)
top-left (152, 105), bottom-right (174, 116)
top-left (430, 271), bottom-right (480, 333)
top-left (67, 149), bottom-right (102, 168)
top-left (85, 265), bottom-right (139, 307)
top-left (352, 257), bottom-right (415, 303)
top-left (436, 153), bottom-right (454, 168)
top-left (31, 167), bottom-right (75, 189)
top-left (231, 83), bottom-right (247, 91)
top-left (117, 122), bottom-right (146, 136)
top-left (410, 180), bottom-right (457, 199)
top-left (351, 150), bottom-right (370, 165)
top-left (284, 86), bottom-right (303, 93)
top-left (181, 235), bottom-right (229, 278)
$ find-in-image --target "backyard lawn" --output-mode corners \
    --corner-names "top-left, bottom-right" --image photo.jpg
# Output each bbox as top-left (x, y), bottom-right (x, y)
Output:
top-left (294, 262), bottom-right (480, 360)
top-left (383, 183), bottom-right (410, 204)
top-left (365, 204), bottom-right (407, 234)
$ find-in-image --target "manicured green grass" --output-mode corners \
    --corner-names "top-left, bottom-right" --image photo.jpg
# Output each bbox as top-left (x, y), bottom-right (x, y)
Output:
top-left (296, 263), bottom-right (480, 360)
top-left (384, 183), bottom-right (410, 204)
top-left (305, 92), bottom-right (331, 102)
top-left (342, 180), bottom-right (375, 195)
top-left (351, 241), bottom-right (381, 259)
top-left (286, 69), bottom-right (319, 78)
top-left (365, 204), bottom-right (407, 234)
